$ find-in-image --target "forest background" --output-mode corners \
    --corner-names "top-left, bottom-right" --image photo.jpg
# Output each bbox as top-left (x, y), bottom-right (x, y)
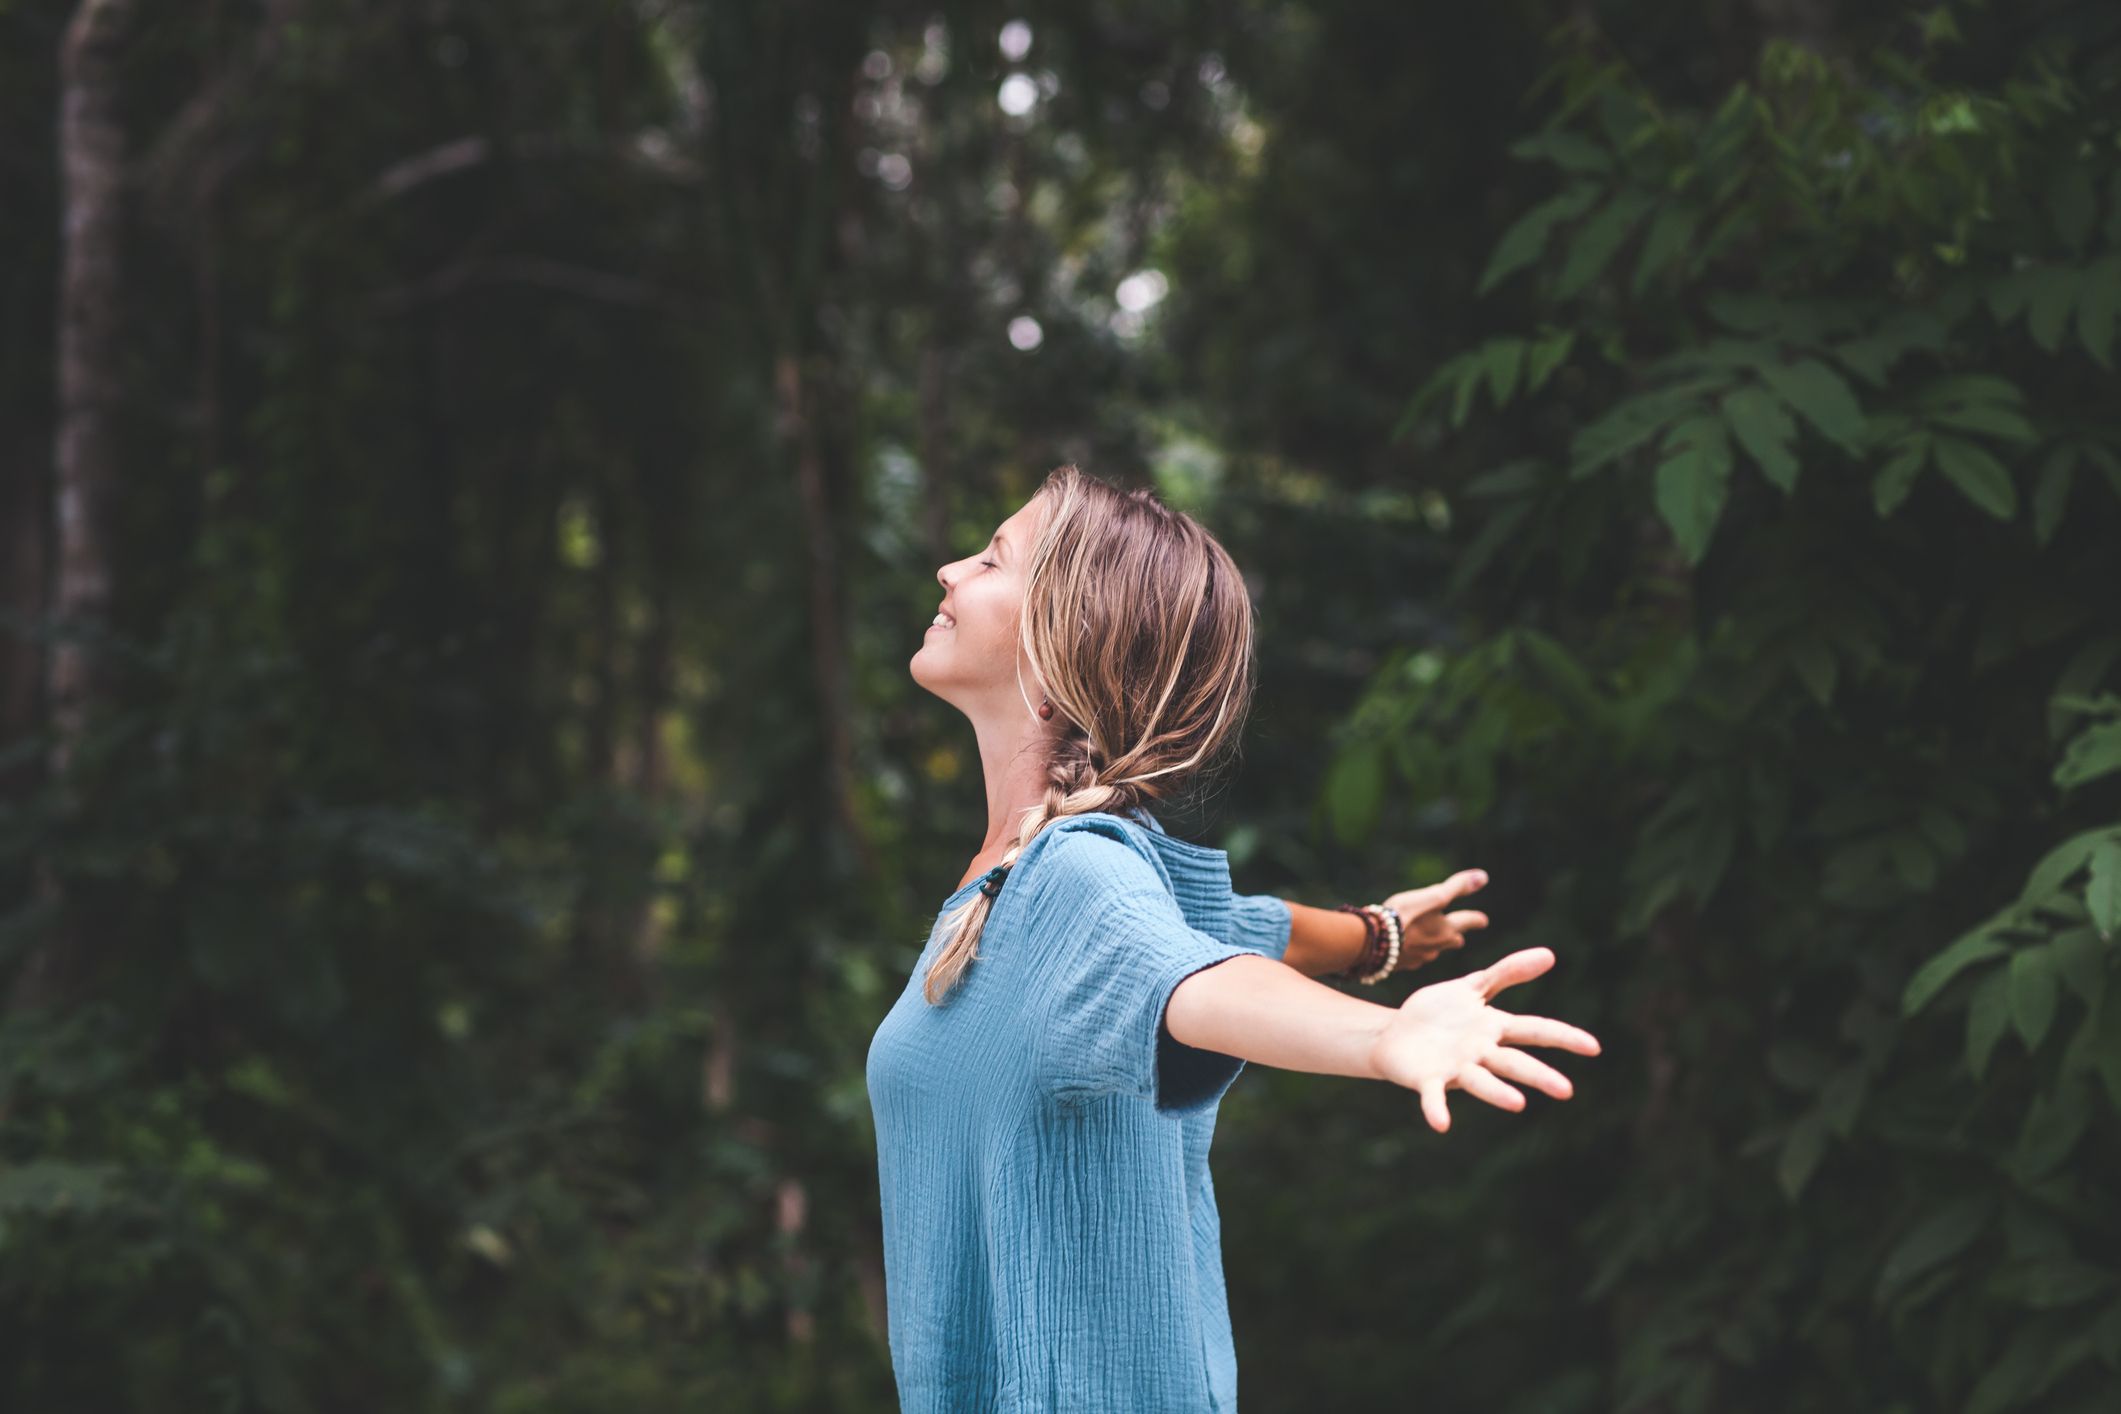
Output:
top-left (3, 1), bottom-right (2119, 1410)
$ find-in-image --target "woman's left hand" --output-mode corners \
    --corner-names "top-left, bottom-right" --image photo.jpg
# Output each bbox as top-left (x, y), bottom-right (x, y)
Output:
top-left (1380, 869), bottom-right (1491, 974)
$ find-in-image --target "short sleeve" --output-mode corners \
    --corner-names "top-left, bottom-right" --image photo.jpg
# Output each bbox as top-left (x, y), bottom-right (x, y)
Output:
top-left (1225, 891), bottom-right (1293, 962)
top-left (1035, 885), bottom-right (1258, 1115)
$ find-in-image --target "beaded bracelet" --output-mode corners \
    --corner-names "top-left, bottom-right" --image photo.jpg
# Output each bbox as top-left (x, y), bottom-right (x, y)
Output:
top-left (1360, 903), bottom-right (1403, 984)
top-left (1335, 903), bottom-right (1383, 976)
top-left (1340, 902), bottom-right (1402, 985)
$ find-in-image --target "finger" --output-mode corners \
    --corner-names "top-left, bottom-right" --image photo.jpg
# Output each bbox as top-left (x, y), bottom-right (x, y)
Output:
top-left (1443, 910), bottom-right (1488, 932)
top-left (1419, 1078), bottom-right (1451, 1133)
top-left (1497, 1013), bottom-right (1602, 1056)
top-left (1483, 1045), bottom-right (1575, 1100)
top-left (1434, 869), bottom-right (1489, 907)
top-left (1474, 947), bottom-right (1555, 998)
top-left (1399, 870), bottom-right (1490, 916)
top-left (1456, 1063), bottom-right (1526, 1112)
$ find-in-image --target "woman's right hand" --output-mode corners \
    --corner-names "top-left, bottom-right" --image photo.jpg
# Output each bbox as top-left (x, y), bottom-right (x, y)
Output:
top-left (1367, 947), bottom-right (1601, 1133)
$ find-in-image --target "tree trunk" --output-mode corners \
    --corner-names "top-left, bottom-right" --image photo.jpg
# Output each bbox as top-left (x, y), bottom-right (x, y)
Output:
top-left (48, 0), bottom-right (129, 776)
top-left (777, 352), bottom-right (876, 878)
top-left (11, 0), bottom-right (133, 1016)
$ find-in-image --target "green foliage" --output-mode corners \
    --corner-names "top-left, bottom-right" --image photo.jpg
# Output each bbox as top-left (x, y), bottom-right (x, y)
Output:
top-left (1363, 4), bottom-right (2121, 1409)
top-left (6, 1), bottom-right (2121, 1410)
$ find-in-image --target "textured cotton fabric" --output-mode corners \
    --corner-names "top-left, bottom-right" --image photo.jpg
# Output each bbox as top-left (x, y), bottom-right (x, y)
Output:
top-left (865, 808), bottom-right (1293, 1412)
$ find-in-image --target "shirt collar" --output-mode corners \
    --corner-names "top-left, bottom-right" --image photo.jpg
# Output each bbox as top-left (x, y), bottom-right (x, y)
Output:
top-left (1115, 806), bottom-right (1231, 939)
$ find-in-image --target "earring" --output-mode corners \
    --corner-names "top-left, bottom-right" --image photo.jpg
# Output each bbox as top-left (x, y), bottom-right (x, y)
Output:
top-left (1037, 697), bottom-right (1054, 720)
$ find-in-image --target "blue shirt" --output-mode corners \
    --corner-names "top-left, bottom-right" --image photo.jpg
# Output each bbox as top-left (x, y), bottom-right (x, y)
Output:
top-left (865, 808), bottom-right (1293, 1411)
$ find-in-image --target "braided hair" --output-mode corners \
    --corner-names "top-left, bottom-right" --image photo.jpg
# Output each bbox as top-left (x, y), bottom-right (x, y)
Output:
top-left (922, 465), bottom-right (1257, 1004)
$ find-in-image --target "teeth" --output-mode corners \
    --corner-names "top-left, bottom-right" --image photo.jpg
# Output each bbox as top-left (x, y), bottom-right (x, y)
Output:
top-left (931, 613), bottom-right (954, 627)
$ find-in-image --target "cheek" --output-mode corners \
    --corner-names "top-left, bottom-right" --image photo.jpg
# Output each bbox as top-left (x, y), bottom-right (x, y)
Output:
top-left (968, 589), bottom-right (1020, 643)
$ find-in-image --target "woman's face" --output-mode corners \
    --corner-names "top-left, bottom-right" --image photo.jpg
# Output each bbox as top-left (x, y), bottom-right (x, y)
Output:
top-left (910, 496), bottom-right (1046, 713)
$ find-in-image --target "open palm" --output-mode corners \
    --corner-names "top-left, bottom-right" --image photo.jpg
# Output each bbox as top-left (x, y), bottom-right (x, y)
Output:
top-left (1369, 947), bottom-right (1601, 1133)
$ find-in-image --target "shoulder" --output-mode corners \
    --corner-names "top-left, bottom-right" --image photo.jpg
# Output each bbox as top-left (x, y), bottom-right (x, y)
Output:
top-left (1018, 812), bottom-right (1172, 909)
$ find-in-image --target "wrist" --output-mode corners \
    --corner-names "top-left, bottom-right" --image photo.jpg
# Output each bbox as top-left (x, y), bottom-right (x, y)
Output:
top-left (1336, 902), bottom-right (1402, 984)
top-left (1359, 1006), bottom-right (1397, 1081)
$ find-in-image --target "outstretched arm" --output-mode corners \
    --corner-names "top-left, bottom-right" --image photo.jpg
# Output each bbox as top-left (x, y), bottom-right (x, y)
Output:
top-left (1267, 868), bottom-right (1495, 979)
top-left (1164, 946), bottom-right (1600, 1132)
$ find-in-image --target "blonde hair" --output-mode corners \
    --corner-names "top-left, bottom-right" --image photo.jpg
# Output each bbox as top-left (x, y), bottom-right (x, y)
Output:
top-left (922, 464), bottom-right (1258, 1004)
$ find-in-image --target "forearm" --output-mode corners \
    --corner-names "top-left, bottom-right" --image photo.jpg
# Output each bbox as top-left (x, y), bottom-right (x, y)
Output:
top-left (1165, 953), bottom-right (1391, 1080)
top-left (1278, 899), bottom-right (1372, 979)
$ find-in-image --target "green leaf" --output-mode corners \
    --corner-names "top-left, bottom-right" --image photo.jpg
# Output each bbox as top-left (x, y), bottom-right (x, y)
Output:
top-left (2089, 443), bottom-right (2121, 499)
top-left (1655, 415), bottom-right (1733, 564)
top-left (1966, 967), bottom-right (2010, 1079)
top-left (1919, 374), bottom-right (2026, 408)
top-left (1928, 404), bottom-right (2037, 443)
top-left (1989, 1255), bottom-right (2115, 1310)
top-left (1836, 312), bottom-right (1949, 386)
top-left (2049, 926), bottom-right (2108, 1007)
top-left (2049, 635), bottom-right (2121, 743)
top-left (2025, 267), bottom-right (2077, 352)
top-left (1932, 436), bottom-right (2017, 520)
top-left (1483, 338), bottom-right (1525, 407)
top-left (1568, 380), bottom-right (1721, 479)
top-left (1507, 130), bottom-right (1612, 174)
top-left (1631, 204), bottom-right (1701, 294)
top-left (1445, 499), bottom-right (1535, 599)
top-left (2078, 254), bottom-right (2119, 368)
top-left (1789, 638), bottom-right (1836, 706)
top-left (1817, 1067), bottom-right (1866, 1137)
top-left (1872, 437), bottom-right (1930, 517)
top-left (2009, 946), bottom-right (2059, 1051)
top-left (1776, 1111), bottom-right (1827, 1202)
top-left (2028, 829), bottom-right (2114, 902)
top-left (1525, 330), bottom-right (1575, 392)
top-left (1556, 190), bottom-right (1656, 299)
top-left (1477, 185), bottom-right (1599, 296)
top-left (2012, 1082), bottom-right (2092, 1181)
top-left (1759, 360), bottom-right (1865, 454)
top-left (1720, 386), bottom-right (1800, 492)
top-left (2032, 447), bottom-right (2076, 546)
top-left (2056, 721), bottom-right (2121, 791)
top-left (1449, 357), bottom-right (1483, 429)
top-left (1875, 1196), bottom-right (1992, 1299)
top-left (1966, 1325), bottom-right (2063, 1414)
top-left (2088, 840), bottom-right (2121, 939)
top-left (1394, 354), bottom-right (1470, 440)
top-left (1902, 929), bottom-right (2008, 1015)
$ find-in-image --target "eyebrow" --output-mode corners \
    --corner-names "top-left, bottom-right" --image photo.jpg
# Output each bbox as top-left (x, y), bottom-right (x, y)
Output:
top-left (992, 533), bottom-right (1011, 557)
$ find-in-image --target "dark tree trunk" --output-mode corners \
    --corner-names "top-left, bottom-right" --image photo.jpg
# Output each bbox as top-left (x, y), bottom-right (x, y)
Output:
top-left (12, 0), bottom-right (132, 1016)
top-left (47, 0), bottom-right (129, 772)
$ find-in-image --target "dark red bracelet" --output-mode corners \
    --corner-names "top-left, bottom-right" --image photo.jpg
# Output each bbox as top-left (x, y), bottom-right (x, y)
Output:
top-left (1334, 903), bottom-right (1384, 978)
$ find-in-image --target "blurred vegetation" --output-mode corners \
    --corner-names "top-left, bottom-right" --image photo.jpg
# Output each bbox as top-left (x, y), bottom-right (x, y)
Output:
top-left (1, 1), bottom-right (2116, 1411)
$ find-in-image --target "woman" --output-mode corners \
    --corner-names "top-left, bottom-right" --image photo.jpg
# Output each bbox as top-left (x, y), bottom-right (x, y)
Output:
top-left (866, 465), bottom-right (1601, 1411)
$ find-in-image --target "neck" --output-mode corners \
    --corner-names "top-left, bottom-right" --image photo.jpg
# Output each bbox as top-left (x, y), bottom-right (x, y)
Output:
top-left (969, 710), bottom-right (1059, 856)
